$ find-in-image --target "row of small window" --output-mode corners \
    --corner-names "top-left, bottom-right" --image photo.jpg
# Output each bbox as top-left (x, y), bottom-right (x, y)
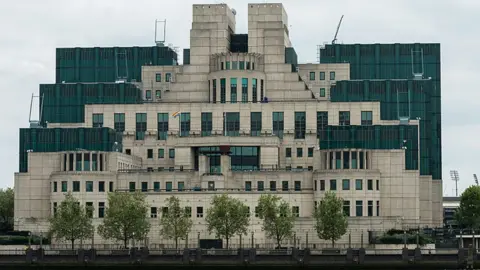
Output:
top-left (314, 179), bottom-right (380, 191)
top-left (286, 147), bottom-right (314, 158)
top-left (210, 78), bottom-right (264, 104)
top-left (52, 181), bottom-right (114, 193)
top-left (53, 201), bottom-right (106, 218)
top-left (220, 61), bottom-right (256, 71)
top-left (145, 90), bottom-right (162, 100)
top-left (155, 73), bottom-right (172, 82)
top-left (318, 200), bottom-right (380, 217)
top-left (244, 180), bottom-right (303, 191)
top-left (128, 181), bottom-right (185, 192)
top-left (309, 71), bottom-right (336, 81)
top-left (178, 205), bottom-right (300, 218)
top-left (61, 153), bottom-right (105, 172)
top-left (145, 148), bottom-right (175, 159)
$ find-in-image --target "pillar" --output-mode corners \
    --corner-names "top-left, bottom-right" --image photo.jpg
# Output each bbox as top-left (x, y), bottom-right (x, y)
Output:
top-left (220, 155), bottom-right (231, 174)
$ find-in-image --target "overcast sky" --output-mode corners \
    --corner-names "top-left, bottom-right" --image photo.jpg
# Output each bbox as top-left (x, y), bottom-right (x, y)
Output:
top-left (1, 0), bottom-right (479, 196)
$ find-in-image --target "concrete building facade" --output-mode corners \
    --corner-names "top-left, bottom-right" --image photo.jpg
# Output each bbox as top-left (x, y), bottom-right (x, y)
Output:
top-left (14, 3), bottom-right (443, 248)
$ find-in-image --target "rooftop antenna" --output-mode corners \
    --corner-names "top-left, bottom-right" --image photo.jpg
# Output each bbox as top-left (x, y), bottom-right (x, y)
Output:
top-left (155, 19), bottom-right (166, 46)
top-left (450, 170), bottom-right (460, 197)
top-left (332, 15), bottom-right (344, 45)
top-left (474, 174), bottom-right (478, 186)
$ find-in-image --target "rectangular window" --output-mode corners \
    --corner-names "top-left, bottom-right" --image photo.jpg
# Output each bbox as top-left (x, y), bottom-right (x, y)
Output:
top-left (158, 149), bottom-right (164, 158)
top-left (367, 179), bottom-right (373, 191)
top-left (53, 202), bottom-right (57, 216)
top-left (270, 181), bottom-right (276, 191)
top-left (308, 147), bottom-right (314, 157)
top-left (339, 111), bottom-right (350, 126)
top-left (356, 200), bottom-right (363, 216)
top-left (61, 181), bottom-right (67, 192)
top-left (53, 182), bottom-right (57, 192)
top-left (294, 181), bottom-right (301, 191)
top-left (145, 90), bottom-right (152, 100)
top-left (157, 113), bottom-right (168, 140)
top-left (257, 181), bottom-right (264, 191)
top-left (239, 62), bottom-right (245, 70)
top-left (220, 78), bottom-right (226, 103)
top-left (76, 153), bottom-right (82, 171)
top-left (252, 78), bottom-right (258, 103)
top-left (98, 181), bottom-right (105, 192)
top-left (297, 148), bottom-right (303, 157)
top-left (92, 113), bottom-right (103, 128)
top-left (155, 73), bottom-right (162, 82)
top-left (98, 202), bottom-right (105, 218)
top-left (165, 73), bottom-right (171, 82)
top-left (212, 79), bottom-right (217, 103)
top-left (226, 61), bottom-right (230, 70)
top-left (180, 113), bottom-right (191, 137)
top-left (242, 78), bottom-right (248, 103)
top-left (156, 90), bottom-right (161, 99)
top-left (320, 88), bottom-right (326, 97)
top-left (260, 79), bottom-right (264, 101)
top-left (185, 207), bottom-right (192, 217)
top-left (150, 207), bottom-right (157, 218)
top-left (355, 179), bottom-right (363, 190)
top-left (141, 182), bottom-right (148, 192)
top-left (250, 112), bottom-right (262, 136)
top-left (343, 200), bottom-right (350, 216)
top-left (245, 181), bottom-right (252, 191)
top-left (153, 182), bottom-right (160, 192)
top-left (224, 112), bottom-right (240, 136)
top-left (114, 113), bottom-right (125, 133)
top-left (135, 113), bottom-right (147, 140)
top-left (330, 179), bottom-right (337, 191)
top-left (196, 207), bottom-right (204, 218)
top-left (330, 71), bottom-right (336, 80)
top-left (286, 148), bottom-right (292, 158)
top-left (162, 207), bottom-right (169, 216)
top-left (208, 181), bottom-right (215, 191)
top-left (178, 182), bottom-right (184, 191)
top-left (309, 71), bottom-right (315, 80)
top-left (282, 181), bottom-right (289, 191)
top-left (294, 112), bottom-right (306, 139)
top-left (376, 180), bottom-right (380, 191)
top-left (351, 152), bottom-right (357, 169)
top-left (221, 62), bottom-right (224, 70)
top-left (314, 180), bottom-right (317, 191)
top-left (147, 149), bottom-right (153, 159)
top-left (292, 206), bottom-right (300, 217)
top-left (166, 182), bottom-right (172, 192)
top-left (361, 111), bottom-right (373, 126)
top-left (317, 111), bottom-right (328, 137)
top-left (232, 61), bottom-right (238, 70)
top-left (368, 200), bottom-right (373, 216)
top-left (320, 180), bottom-right (325, 191)
top-left (169, 149), bottom-right (175, 159)
top-left (201, 112), bottom-right (212, 136)
top-left (73, 181), bottom-right (80, 192)
top-left (376, 201), bottom-right (380, 216)
top-left (109, 181), bottom-right (113, 192)
top-left (342, 179), bottom-right (350, 190)
top-left (230, 78), bottom-right (237, 103)
top-left (272, 112), bottom-right (284, 138)
top-left (86, 202), bottom-right (93, 218)
top-left (129, 182), bottom-right (136, 192)
top-left (319, 72), bottom-right (325, 80)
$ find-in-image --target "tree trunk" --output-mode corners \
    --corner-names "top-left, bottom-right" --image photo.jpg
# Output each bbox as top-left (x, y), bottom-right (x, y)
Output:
top-left (175, 238), bottom-right (178, 250)
top-left (124, 238), bottom-right (128, 249)
top-left (226, 237), bottom-right (229, 249)
top-left (331, 239), bottom-right (335, 248)
top-left (71, 239), bottom-right (75, 251)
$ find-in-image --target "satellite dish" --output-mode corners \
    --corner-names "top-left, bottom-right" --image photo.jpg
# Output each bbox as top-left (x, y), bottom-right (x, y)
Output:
top-left (232, 8), bottom-right (237, 15)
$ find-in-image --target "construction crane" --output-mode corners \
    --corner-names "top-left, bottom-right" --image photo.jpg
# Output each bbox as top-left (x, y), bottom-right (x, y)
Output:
top-left (332, 15), bottom-right (344, 45)
top-left (474, 174), bottom-right (478, 186)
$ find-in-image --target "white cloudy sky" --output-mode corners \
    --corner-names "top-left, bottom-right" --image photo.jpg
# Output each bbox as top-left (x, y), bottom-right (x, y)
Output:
top-left (0, 0), bottom-right (479, 196)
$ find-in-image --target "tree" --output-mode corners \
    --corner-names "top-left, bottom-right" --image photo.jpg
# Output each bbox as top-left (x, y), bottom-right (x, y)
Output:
top-left (257, 194), bottom-right (296, 248)
top-left (313, 191), bottom-right (348, 247)
top-left (49, 193), bottom-right (94, 250)
top-left (455, 185), bottom-right (480, 229)
top-left (205, 194), bottom-right (250, 249)
top-left (160, 196), bottom-right (193, 249)
top-left (0, 188), bottom-right (14, 232)
top-left (98, 192), bottom-right (150, 248)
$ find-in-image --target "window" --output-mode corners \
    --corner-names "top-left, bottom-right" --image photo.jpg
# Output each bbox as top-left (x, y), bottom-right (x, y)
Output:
top-left (185, 207), bottom-right (192, 217)
top-left (255, 206), bottom-right (260, 217)
top-left (73, 181), bottom-right (80, 192)
top-left (151, 207), bottom-right (157, 218)
top-left (316, 111), bottom-right (328, 137)
top-left (356, 200), bottom-right (363, 216)
top-left (319, 72), bottom-right (325, 80)
top-left (178, 182), bottom-right (184, 191)
top-left (98, 181), bottom-right (105, 192)
top-left (226, 61), bottom-right (230, 70)
top-left (314, 180), bottom-right (317, 191)
top-left (155, 73), bottom-right (161, 82)
top-left (270, 181), bottom-right (276, 191)
top-left (145, 90), bottom-right (152, 100)
top-left (260, 79), bottom-right (264, 101)
top-left (180, 113), bottom-right (191, 137)
top-left (224, 112), bottom-right (240, 136)
top-left (252, 78), bottom-right (258, 103)
top-left (342, 179), bottom-right (350, 190)
top-left (114, 113), bottom-right (125, 133)
top-left (246, 62), bottom-right (250, 70)
top-left (292, 206), bottom-right (300, 217)
top-left (208, 181), bottom-right (215, 191)
top-left (147, 149), bottom-right (153, 159)
top-left (196, 207), bottom-right (203, 218)
top-left (53, 202), bottom-right (57, 216)
top-left (320, 88), bottom-right (326, 97)
top-left (286, 148), bottom-right (292, 158)
top-left (162, 207), bottom-right (168, 216)
top-left (141, 182), bottom-right (148, 192)
top-left (129, 182), bottom-right (135, 192)
top-left (92, 113), bottom-right (103, 128)
top-left (157, 113), bottom-right (168, 140)
top-left (343, 201), bottom-right (350, 216)
top-left (239, 62), bottom-right (245, 70)
top-left (367, 179), bottom-right (373, 191)
top-left (158, 149), bottom-right (164, 158)
top-left (320, 180), bottom-right (325, 191)
top-left (355, 179), bottom-right (363, 190)
top-left (201, 112), bottom-right (212, 136)
top-left (376, 180), bottom-right (380, 191)
top-left (376, 201), bottom-right (380, 216)
top-left (221, 62), bottom-right (224, 70)
top-left (272, 112), bottom-right (284, 138)
top-left (368, 201), bottom-right (373, 216)
top-left (242, 78), bottom-right (248, 103)
top-left (156, 90), bottom-right (161, 99)
top-left (329, 71), bottom-right (336, 80)
top-left (76, 153), bottom-right (82, 171)
top-left (166, 182), bottom-right (172, 192)
top-left (125, 149), bottom-right (131, 155)
top-left (339, 111), bottom-right (350, 126)
top-left (245, 181), bottom-right (252, 191)
top-left (294, 181), bottom-right (301, 191)
top-left (282, 181), bottom-right (289, 191)
top-left (257, 181), bottom-right (264, 191)
top-left (308, 147), bottom-right (314, 157)
top-left (330, 180), bottom-right (337, 191)
top-left (230, 78), bottom-right (237, 103)
top-left (86, 202), bottom-right (93, 218)
top-left (220, 78), bottom-right (226, 103)
top-left (136, 113), bottom-right (147, 140)
top-left (61, 181), bottom-right (67, 192)
top-left (308, 166), bottom-right (313, 171)
top-left (232, 61), bottom-right (238, 70)
top-left (98, 202), bottom-right (105, 218)
top-left (169, 149), bottom-right (175, 159)
top-left (297, 148), bottom-right (303, 158)
top-left (361, 111), bottom-right (373, 125)
top-left (309, 72), bottom-right (315, 80)
top-left (212, 79), bottom-right (217, 103)
top-left (294, 112), bottom-right (306, 139)
top-left (165, 73), bottom-right (171, 82)
top-left (250, 112), bottom-right (262, 136)
top-left (153, 182), bottom-right (160, 192)
top-left (53, 182), bottom-right (57, 192)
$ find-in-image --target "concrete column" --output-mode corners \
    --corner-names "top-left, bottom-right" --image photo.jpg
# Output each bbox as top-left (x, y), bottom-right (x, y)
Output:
top-left (349, 151), bottom-right (352, 169)
top-left (340, 151), bottom-right (344, 169)
top-left (363, 151), bottom-right (367, 170)
top-left (104, 153), bottom-right (107, 171)
top-left (199, 155), bottom-right (209, 175)
top-left (65, 153), bottom-right (69, 171)
top-left (73, 153), bottom-right (77, 171)
top-left (89, 152), bottom-right (92, 171)
top-left (220, 155), bottom-right (231, 175)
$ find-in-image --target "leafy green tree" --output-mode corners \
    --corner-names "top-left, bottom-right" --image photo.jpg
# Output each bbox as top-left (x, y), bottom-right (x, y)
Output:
top-left (455, 185), bottom-right (480, 229)
top-left (205, 194), bottom-right (250, 248)
top-left (160, 196), bottom-right (193, 249)
top-left (98, 192), bottom-right (150, 248)
top-left (313, 191), bottom-right (348, 247)
top-left (0, 188), bottom-right (14, 232)
top-left (49, 193), bottom-right (94, 250)
top-left (257, 194), bottom-right (296, 248)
